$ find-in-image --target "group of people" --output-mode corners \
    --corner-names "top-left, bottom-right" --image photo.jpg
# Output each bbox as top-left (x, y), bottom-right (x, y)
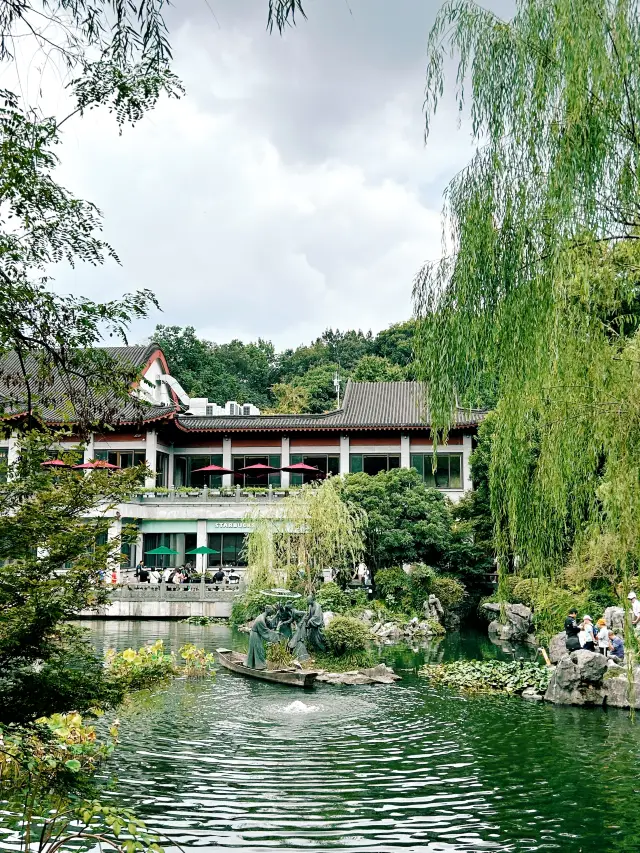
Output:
top-left (564, 609), bottom-right (625, 660)
top-left (247, 595), bottom-right (326, 670)
top-left (134, 561), bottom-right (240, 586)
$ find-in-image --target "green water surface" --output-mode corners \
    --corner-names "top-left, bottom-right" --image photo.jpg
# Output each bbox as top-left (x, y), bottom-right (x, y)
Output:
top-left (29, 623), bottom-right (640, 851)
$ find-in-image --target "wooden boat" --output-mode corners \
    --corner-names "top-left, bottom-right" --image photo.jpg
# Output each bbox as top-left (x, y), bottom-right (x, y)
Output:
top-left (216, 648), bottom-right (319, 689)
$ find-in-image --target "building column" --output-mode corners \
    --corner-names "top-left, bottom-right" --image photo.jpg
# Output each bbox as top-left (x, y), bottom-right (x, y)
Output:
top-left (281, 435), bottom-right (290, 488)
top-left (167, 448), bottom-right (175, 490)
top-left (176, 532), bottom-right (186, 568)
top-left (6, 432), bottom-right (18, 473)
top-left (107, 518), bottom-right (122, 582)
top-left (400, 434), bottom-right (411, 469)
top-left (145, 429), bottom-right (157, 489)
top-left (462, 434), bottom-right (473, 492)
top-left (222, 436), bottom-right (232, 487)
top-left (83, 432), bottom-right (95, 464)
top-left (135, 531), bottom-right (144, 569)
top-left (196, 519), bottom-right (207, 574)
top-left (339, 435), bottom-right (350, 475)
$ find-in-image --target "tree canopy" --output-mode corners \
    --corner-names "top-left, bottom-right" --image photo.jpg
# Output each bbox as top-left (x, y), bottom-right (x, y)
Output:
top-left (152, 322), bottom-right (417, 413)
top-left (412, 0), bottom-right (640, 591)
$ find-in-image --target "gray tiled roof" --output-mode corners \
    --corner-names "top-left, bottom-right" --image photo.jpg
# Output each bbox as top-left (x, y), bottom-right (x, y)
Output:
top-left (176, 381), bottom-right (486, 432)
top-left (0, 343), bottom-right (175, 425)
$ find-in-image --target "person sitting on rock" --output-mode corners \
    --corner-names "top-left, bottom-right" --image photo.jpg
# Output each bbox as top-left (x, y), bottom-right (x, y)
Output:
top-left (564, 608), bottom-right (581, 652)
top-left (609, 630), bottom-right (624, 661)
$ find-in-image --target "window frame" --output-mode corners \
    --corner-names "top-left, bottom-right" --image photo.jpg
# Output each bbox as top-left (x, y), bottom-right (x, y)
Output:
top-left (410, 452), bottom-right (464, 490)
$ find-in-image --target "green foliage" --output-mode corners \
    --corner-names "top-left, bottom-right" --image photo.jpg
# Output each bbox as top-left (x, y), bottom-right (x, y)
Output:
top-left (156, 323), bottom-right (416, 415)
top-left (316, 582), bottom-right (369, 614)
top-left (375, 565), bottom-right (465, 616)
top-left (351, 355), bottom-right (405, 382)
top-left (430, 576), bottom-right (466, 611)
top-left (229, 591), bottom-right (274, 627)
top-left (105, 641), bottom-right (178, 691)
top-left (338, 468), bottom-right (491, 596)
top-left (314, 650), bottom-right (377, 672)
top-left (244, 479), bottom-right (365, 593)
top-left (0, 714), bottom-right (163, 853)
top-left (179, 644), bottom-right (216, 678)
top-left (419, 660), bottom-right (551, 696)
top-left (181, 615), bottom-right (219, 625)
top-left (325, 616), bottom-right (371, 656)
top-left (413, 0), bottom-right (640, 617)
top-left (266, 641), bottom-right (295, 668)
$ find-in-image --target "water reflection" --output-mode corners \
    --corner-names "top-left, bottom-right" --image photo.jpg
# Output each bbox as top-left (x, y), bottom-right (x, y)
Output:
top-left (40, 622), bottom-right (640, 851)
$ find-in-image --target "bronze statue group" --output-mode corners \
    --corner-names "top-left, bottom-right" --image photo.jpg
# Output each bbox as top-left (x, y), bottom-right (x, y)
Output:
top-left (246, 596), bottom-right (326, 670)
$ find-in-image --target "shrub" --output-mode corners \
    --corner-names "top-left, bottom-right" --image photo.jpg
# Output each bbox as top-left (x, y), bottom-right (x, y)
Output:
top-left (375, 567), bottom-right (410, 601)
top-left (229, 591), bottom-right (273, 626)
top-left (314, 650), bottom-right (377, 671)
top-left (430, 576), bottom-right (466, 610)
top-left (317, 582), bottom-right (369, 614)
top-left (325, 615), bottom-right (371, 656)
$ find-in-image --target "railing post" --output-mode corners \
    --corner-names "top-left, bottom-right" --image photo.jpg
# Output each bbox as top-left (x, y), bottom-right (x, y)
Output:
top-left (201, 580), bottom-right (205, 601)
top-left (235, 484), bottom-right (240, 502)
top-left (159, 582), bottom-right (166, 602)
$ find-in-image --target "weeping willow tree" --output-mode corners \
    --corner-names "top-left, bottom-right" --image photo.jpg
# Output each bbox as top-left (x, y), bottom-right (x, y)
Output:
top-left (244, 480), bottom-right (366, 593)
top-left (413, 0), bottom-right (640, 620)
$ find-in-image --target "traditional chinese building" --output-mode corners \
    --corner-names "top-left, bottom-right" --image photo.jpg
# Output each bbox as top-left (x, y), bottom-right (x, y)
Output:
top-left (0, 343), bottom-right (485, 577)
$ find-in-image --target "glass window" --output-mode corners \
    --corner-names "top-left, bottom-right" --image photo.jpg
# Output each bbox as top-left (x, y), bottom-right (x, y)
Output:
top-left (207, 533), bottom-right (247, 567)
top-left (0, 447), bottom-right (7, 484)
top-left (142, 532), bottom-right (178, 568)
top-left (351, 455), bottom-right (401, 476)
top-left (94, 449), bottom-right (146, 478)
top-left (288, 454), bottom-right (340, 485)
top-left (232, 455), bottom-right (281, 487)
top-left (411, 453), bottom-right (463, 490)
top-left (156, 451), bottom-right (169, 488)
top-left (175, 454), bottom-right (224, 489)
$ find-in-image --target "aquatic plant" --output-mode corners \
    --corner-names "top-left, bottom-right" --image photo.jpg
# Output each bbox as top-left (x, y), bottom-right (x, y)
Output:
top-left (179, 644), bottom-right (216, 677)
top-left (181, 615), bottom-right (219, 626)
top-left (419, 660), bottom-right (551, 696)
top-left (105, 641), bottom-right (178, 692)
top-left (0, 713), bottom-right (163, 853)
top-left (267, 641), bottom-right (295, 668)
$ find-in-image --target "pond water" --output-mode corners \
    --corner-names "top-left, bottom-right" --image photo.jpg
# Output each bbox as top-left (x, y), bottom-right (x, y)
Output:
top-left (37, 623), bottom-right (640, 850)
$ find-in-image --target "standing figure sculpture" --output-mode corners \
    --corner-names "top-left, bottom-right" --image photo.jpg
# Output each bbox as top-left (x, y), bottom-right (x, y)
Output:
top-left (276, 602), bottom-right (295, 641)
top-left (246, 605), bottom-right (279, 670)
top-left (288, 595), bottom-right (327, 661)
top-left (305, 595), bottom-right (327, 652)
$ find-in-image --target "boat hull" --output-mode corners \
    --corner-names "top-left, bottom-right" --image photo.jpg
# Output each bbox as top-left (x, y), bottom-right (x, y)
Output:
top-left (216, 648), bottom-right (318, 689)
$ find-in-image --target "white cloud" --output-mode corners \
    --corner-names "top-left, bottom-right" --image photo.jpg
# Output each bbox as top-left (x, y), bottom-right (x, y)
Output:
top-left (42, 1), bottom-right (476, 348)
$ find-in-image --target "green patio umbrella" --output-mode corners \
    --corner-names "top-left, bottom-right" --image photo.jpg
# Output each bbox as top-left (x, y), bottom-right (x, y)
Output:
top-left (144, 546), bottom-right (179, 555)
top-left (185, 546), bottom-right (220, 555)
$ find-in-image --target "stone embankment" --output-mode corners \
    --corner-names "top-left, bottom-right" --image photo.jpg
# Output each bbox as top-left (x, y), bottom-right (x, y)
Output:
top-left (543, 645), bottom-right (639, 708)
top-left (482, 602), bottom-right (537, 645)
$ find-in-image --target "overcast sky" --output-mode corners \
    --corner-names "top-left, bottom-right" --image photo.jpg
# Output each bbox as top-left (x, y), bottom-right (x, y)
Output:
top-left (26, 1), bottom-right (507, 350)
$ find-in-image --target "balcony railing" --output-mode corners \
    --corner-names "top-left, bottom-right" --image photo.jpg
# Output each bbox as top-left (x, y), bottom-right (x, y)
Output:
top-left (130, 485), bottom-right (300, 504)
top-left (112, 582), bottom-right (243, 602)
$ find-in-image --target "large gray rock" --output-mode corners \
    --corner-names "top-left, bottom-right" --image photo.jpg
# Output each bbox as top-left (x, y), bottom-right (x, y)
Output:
top-left (423, 595), bottom-right (444, 626)
top-left (571, 649), bottom-right (608, 683)
top-left (544, 655), bottom-right (606, 706)
top-left (603, 666), bottom-right (640, 708)
top-left (604, 606), bottom-right (625, 632)
top-left (549, 631), bottom-right (568, 664)
top-left (483, 602), bottom-right (534, 642)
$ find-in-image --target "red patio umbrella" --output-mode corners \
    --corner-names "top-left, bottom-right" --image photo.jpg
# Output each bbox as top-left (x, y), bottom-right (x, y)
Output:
top-left (191, 464), bottom-right (233, 474)
top-left (41, 459), bottom-right (69, 468)
top-left (72, 460), bottom-right (120, 470)
top-left (237, 463), bottom-right (280, 474)
top-left (280, 462), bottom-right (325, 477)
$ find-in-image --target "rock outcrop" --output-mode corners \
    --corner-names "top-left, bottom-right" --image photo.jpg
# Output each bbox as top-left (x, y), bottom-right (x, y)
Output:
top-left (424, 595), bottom-right (444, 626)
top-left (603, 606), bottom-right (625, 632)
top-left (544, 650), bottom-right (608, 705)
top-left (316, 663), bottom-right (400, 685)
top-left (483, 602), bottom-right (536, 644)
top-left (548, 631), bottom-right (568, 664)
